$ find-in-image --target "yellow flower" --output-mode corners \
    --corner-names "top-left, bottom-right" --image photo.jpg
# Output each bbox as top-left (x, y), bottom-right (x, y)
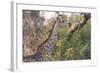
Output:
top-left (56, 40), bottom-right (62, 47)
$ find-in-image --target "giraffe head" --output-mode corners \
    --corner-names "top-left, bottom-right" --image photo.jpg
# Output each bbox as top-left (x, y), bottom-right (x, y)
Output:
top-left (55, 14), bottom-right (66, 27)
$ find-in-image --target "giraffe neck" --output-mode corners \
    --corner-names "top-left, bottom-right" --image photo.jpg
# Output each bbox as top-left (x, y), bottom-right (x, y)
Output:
top-left (24, 17), bottom-right (63, 62)
top-left (49, 20), bottom-right (61, 41)
top-left (36, 18), bottom-right (61, 52)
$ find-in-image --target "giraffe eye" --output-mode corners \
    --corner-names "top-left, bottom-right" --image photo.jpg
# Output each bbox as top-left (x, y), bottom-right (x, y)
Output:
top-left (61, 20), bottom-right (64, 22)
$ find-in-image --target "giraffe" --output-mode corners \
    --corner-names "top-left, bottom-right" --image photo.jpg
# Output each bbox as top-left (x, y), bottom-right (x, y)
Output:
top-left (23, 15), bottom-right (65, 62)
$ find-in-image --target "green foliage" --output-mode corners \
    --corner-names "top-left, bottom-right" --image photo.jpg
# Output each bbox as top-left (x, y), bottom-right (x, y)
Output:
top-left (51, 19), bottom-right (91, 60)
top-left (65, 48), bottom-right (79, 60)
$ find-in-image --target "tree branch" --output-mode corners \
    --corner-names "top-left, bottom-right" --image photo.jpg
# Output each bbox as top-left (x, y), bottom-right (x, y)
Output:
top-left (67, 13), bottom-right (91, 34)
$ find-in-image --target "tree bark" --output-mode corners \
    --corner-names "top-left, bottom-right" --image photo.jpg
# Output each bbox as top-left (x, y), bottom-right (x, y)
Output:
top-left (67, 13), bottom-right (91, 35)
